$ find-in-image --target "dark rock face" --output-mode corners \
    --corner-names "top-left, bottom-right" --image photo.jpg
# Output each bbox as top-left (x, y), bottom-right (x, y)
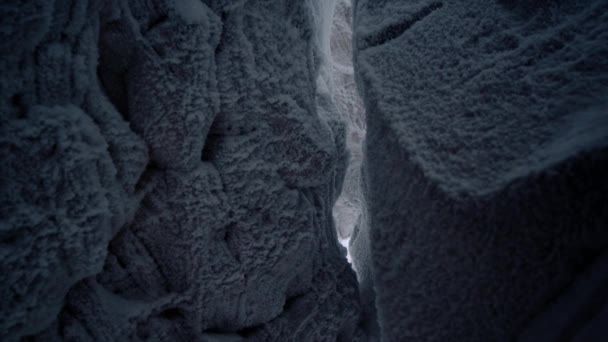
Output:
top-left (3, 0), bottom-right (607, 340)
top-left (1, 0), bottom-right (360, 340)
top-left (353, 0), bottom-right (608, 340)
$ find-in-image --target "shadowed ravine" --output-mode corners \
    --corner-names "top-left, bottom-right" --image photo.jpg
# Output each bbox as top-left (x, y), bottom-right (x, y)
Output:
top-left (1, 0), bottom-right (607, 341)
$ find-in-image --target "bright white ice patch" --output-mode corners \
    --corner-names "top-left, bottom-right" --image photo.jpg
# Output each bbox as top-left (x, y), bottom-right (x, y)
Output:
top-left (338, 236), bottom-right (352, 263)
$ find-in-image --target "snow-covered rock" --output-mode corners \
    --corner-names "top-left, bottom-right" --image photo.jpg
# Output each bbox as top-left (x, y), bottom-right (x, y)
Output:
top-left (1, 0), bottom-right (360, 340)
top-left (330, 0), bottom-right (366, 241)
top-left (353, 0), bottom-right (608, 340)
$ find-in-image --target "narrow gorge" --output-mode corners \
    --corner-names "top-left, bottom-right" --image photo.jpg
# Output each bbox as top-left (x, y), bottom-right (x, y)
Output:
top-left (1, 1), bottom-right (607, 341)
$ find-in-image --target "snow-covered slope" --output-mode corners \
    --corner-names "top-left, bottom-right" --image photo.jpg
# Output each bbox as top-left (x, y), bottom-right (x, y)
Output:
top-left (327, 2), bottom-right (375, 339)
top-left (353, 0), bottom-right (608, 340)
top-left (330, 0), bottom-right (366, 242)
top-left (1, 0), bottom-right (361, 340)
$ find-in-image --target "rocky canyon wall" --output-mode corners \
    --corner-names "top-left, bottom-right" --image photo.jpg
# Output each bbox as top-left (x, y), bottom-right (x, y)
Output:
top-left (352, 0), bottom-right (608, 341)
top-left (3, 0), bottom-right (608, 341)
top-left (0, 0), bottom-right (362, 340)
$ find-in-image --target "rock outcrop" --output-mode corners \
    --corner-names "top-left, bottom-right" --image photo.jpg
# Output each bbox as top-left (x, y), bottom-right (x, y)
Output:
top-left (353, 0), bottom-right (608, 340)
top-left (0, 0), bottom-right (360, 340)
top-left (330, 0), bottom-right (366, 242)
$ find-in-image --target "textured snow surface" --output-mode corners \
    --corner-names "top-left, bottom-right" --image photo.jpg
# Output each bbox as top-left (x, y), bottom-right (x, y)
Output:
top-left (5, 0), bottom-right (608, 340)
top-left (1, 0), bottom-right (362, 340)
top-left (330, 0), bottom-right (366, 241)
top-left (353, 0), bottom-right (608, 341)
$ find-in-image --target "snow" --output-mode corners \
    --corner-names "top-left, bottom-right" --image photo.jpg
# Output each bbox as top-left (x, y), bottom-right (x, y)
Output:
top-left (3, 0), bottom-right (606, 340)
top-left (338, 236), bottom-right (352, 263)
